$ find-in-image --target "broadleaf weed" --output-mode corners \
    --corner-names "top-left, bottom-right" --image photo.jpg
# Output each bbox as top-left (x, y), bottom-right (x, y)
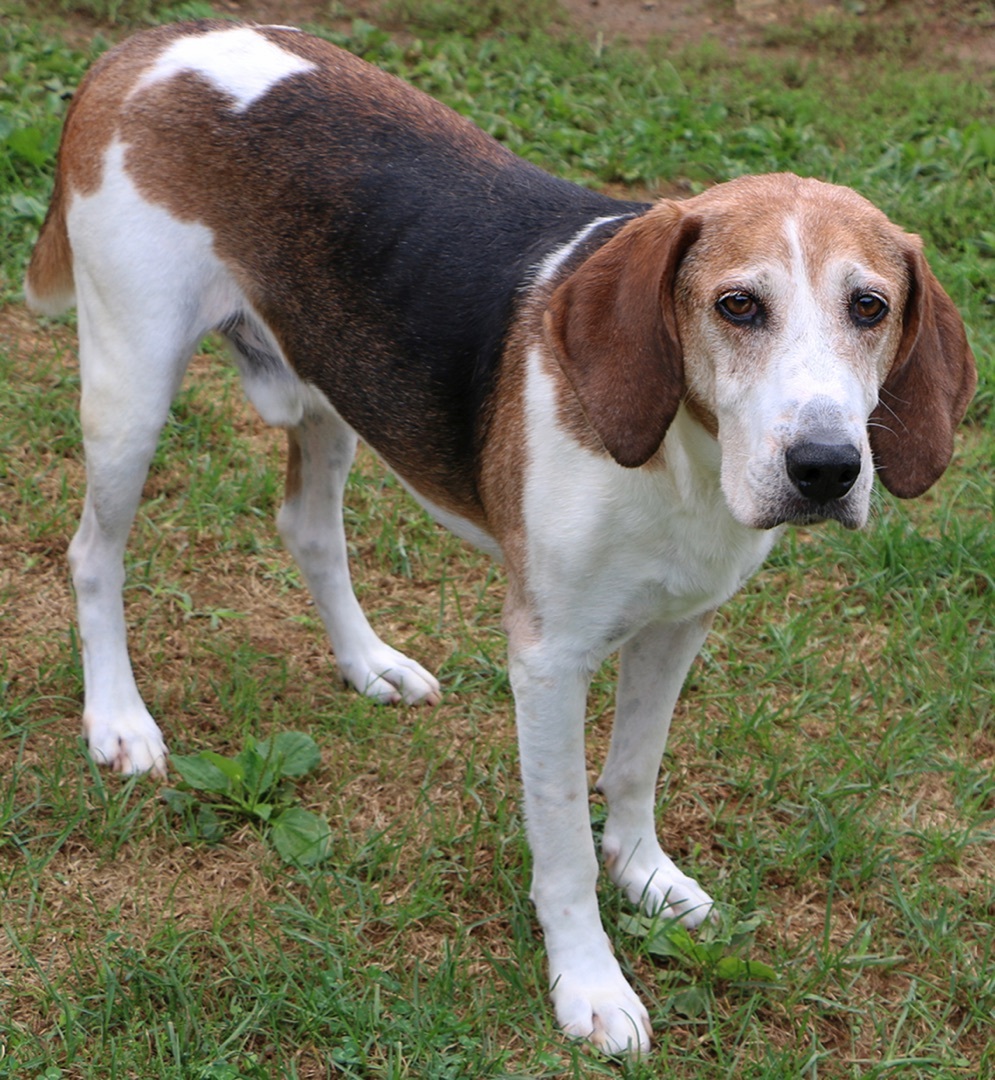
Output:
top-left (165, 732), bottom-right (331, 866)
top-left (622, 908), bottom-right (781, 1010)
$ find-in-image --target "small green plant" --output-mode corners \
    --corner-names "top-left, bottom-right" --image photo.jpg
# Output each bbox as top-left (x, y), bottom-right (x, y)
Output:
top-left (621, 909), bottom-right (779, 1018)
top-left (163, 732), bottom-right (332, 866)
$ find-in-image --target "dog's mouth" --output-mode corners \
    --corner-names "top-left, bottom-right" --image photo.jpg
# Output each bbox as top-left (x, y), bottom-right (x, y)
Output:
top-left (753, 491), bottom-right (866, 531)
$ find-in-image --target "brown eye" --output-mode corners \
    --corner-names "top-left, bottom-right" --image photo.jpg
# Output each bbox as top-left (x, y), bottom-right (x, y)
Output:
top-left (717, 291), bottom-right (763, 326)
top-left (851, 292), bottom-right (888, 327)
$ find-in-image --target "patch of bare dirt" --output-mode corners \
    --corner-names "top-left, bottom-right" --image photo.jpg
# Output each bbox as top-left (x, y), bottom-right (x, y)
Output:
top-left (208, 0), bottom-right (995, 69)
top-left (559, 0), bottom-right (993, 61)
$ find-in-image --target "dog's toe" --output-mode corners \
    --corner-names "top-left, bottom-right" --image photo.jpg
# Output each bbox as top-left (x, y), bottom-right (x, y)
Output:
top-left (553, 967), bottom-right (652, 1057)
top-left (85, 711), bottom-right (168, 777)
top-left (604, 837), bottom-right (714, 927)
top-left (641, 868), bottom-right (714, 927)
top-left (340, 645), bottom-right (441, 706)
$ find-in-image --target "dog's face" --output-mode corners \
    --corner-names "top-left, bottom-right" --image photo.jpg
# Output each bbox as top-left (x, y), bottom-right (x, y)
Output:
top-left (545, 174), bottom-right (976, 531)
top-left (675, 177), bottom-right (911, 530)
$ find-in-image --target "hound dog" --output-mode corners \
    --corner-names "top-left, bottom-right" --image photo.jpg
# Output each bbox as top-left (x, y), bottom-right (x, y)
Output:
top-left (26, 21), bottom-right (976, 1055)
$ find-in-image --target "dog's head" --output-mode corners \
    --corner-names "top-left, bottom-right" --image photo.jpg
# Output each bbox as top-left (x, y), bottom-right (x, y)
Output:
top-left (544, 173), bottom-right (977, 530)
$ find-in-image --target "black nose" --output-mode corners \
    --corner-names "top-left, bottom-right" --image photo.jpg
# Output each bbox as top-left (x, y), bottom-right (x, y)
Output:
top-left (785, 442), bottom-right (862, 504)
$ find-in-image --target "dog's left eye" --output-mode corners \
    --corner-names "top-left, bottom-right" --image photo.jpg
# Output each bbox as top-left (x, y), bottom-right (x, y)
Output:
top-left (851, 292), bottom-right (888, 327)
top-left (716, 291), bottom-right (763, 326)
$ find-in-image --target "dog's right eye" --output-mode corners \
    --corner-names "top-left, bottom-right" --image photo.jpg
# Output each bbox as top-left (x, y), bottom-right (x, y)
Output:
top-left (716, 291), bottom-right (764, 326)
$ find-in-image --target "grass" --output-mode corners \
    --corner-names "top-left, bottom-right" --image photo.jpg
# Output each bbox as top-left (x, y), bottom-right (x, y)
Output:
top-left (1, 1), bottom-right (993, 1076)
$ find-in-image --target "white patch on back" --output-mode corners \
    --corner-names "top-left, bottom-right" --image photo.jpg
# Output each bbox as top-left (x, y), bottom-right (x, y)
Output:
top-left (136, 26), bottom-right (316, 111)
top-left (531, 215), bottom-right (631, 287)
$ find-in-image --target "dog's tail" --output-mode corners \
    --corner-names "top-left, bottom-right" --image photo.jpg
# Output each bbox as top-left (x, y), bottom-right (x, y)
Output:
top-left (24, 173), bottom-right (75, 317)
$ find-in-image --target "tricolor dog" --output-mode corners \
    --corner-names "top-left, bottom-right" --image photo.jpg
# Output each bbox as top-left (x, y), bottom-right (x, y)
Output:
top-left (26, 21), bottom-right (975, 1055)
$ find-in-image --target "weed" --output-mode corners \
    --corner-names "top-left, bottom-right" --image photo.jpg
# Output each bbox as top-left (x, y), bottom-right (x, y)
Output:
top-left (164, 732), bottom-right (332, 865)
top-left (622, 909), bottom-right (780, 1018)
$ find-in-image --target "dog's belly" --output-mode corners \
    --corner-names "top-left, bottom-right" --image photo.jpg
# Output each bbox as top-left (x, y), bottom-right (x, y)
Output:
top-left (398, 480), bottom-right (503, 560)
top-left (231, 326), bottom-right (502, 558)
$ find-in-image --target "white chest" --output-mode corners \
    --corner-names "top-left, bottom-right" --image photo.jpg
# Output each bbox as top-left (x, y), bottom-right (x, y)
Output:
top-left (521, 351), bottom-right (780, 654)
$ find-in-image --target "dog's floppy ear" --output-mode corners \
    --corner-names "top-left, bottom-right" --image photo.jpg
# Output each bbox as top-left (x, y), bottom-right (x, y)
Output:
top-left (543, 204), bottom-right (702, 468)
top-left (869, 239), bottom-right (977, 498)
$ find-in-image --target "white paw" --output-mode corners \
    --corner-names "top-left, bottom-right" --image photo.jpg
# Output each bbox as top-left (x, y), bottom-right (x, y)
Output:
top-left (551, 956), bottom-right (652, 1056)
top-left (84, 710), bottom-right (168, 777)
top-left (339, 645), bottom-right (441, 706)
top-left (603, 837), bottom-right (714, 927)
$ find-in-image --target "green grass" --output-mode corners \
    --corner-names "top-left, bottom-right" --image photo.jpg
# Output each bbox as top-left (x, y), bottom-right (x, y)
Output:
top-left (1, 2), bottom-right (993, 1076)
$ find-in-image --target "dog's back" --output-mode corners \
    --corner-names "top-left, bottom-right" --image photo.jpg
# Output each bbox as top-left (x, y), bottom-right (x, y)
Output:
top-left (25, 21), bottom-right (644, 509)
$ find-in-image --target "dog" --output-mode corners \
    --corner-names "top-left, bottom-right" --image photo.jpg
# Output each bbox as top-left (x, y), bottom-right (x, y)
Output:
top-left (25, 21), bottom-right (976, 1055)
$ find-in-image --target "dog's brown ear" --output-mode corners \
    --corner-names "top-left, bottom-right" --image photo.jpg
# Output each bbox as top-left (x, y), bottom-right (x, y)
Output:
top-left (544, 204), bottom-right (702, 468)
top-left (869, 240), bottom-right (977, 498)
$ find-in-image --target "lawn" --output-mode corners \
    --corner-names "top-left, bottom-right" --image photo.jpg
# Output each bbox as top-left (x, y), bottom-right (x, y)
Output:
top-left (1, 2), bottom-right (993, 1077)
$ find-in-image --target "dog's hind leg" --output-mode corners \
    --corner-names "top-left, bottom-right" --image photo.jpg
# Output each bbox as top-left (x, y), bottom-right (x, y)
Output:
top-left (277, 406), bottom-right (442, 706)
top-left (62, 149), bottom-right (233, 774)
top-left (68, 273), bottom-right (201, 776)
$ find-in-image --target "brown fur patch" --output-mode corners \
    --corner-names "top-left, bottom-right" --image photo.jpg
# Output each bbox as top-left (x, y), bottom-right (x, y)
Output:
top-left (284, 427), bottom-right (303, 503)
top-left (59, 22), bottom-right (200, 197)
top-left (25, 23), bottom-right (222, 311)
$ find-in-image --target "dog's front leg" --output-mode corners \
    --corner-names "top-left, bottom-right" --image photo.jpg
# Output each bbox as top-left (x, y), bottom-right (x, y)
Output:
top-left (508, 626), bottom-right (652, 1056)
top-left (597, 616), bottom-right (715, 924)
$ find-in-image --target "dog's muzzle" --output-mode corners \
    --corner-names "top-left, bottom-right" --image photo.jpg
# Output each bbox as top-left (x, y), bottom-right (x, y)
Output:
top-left (763, 439), bottom-right (866, 529)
